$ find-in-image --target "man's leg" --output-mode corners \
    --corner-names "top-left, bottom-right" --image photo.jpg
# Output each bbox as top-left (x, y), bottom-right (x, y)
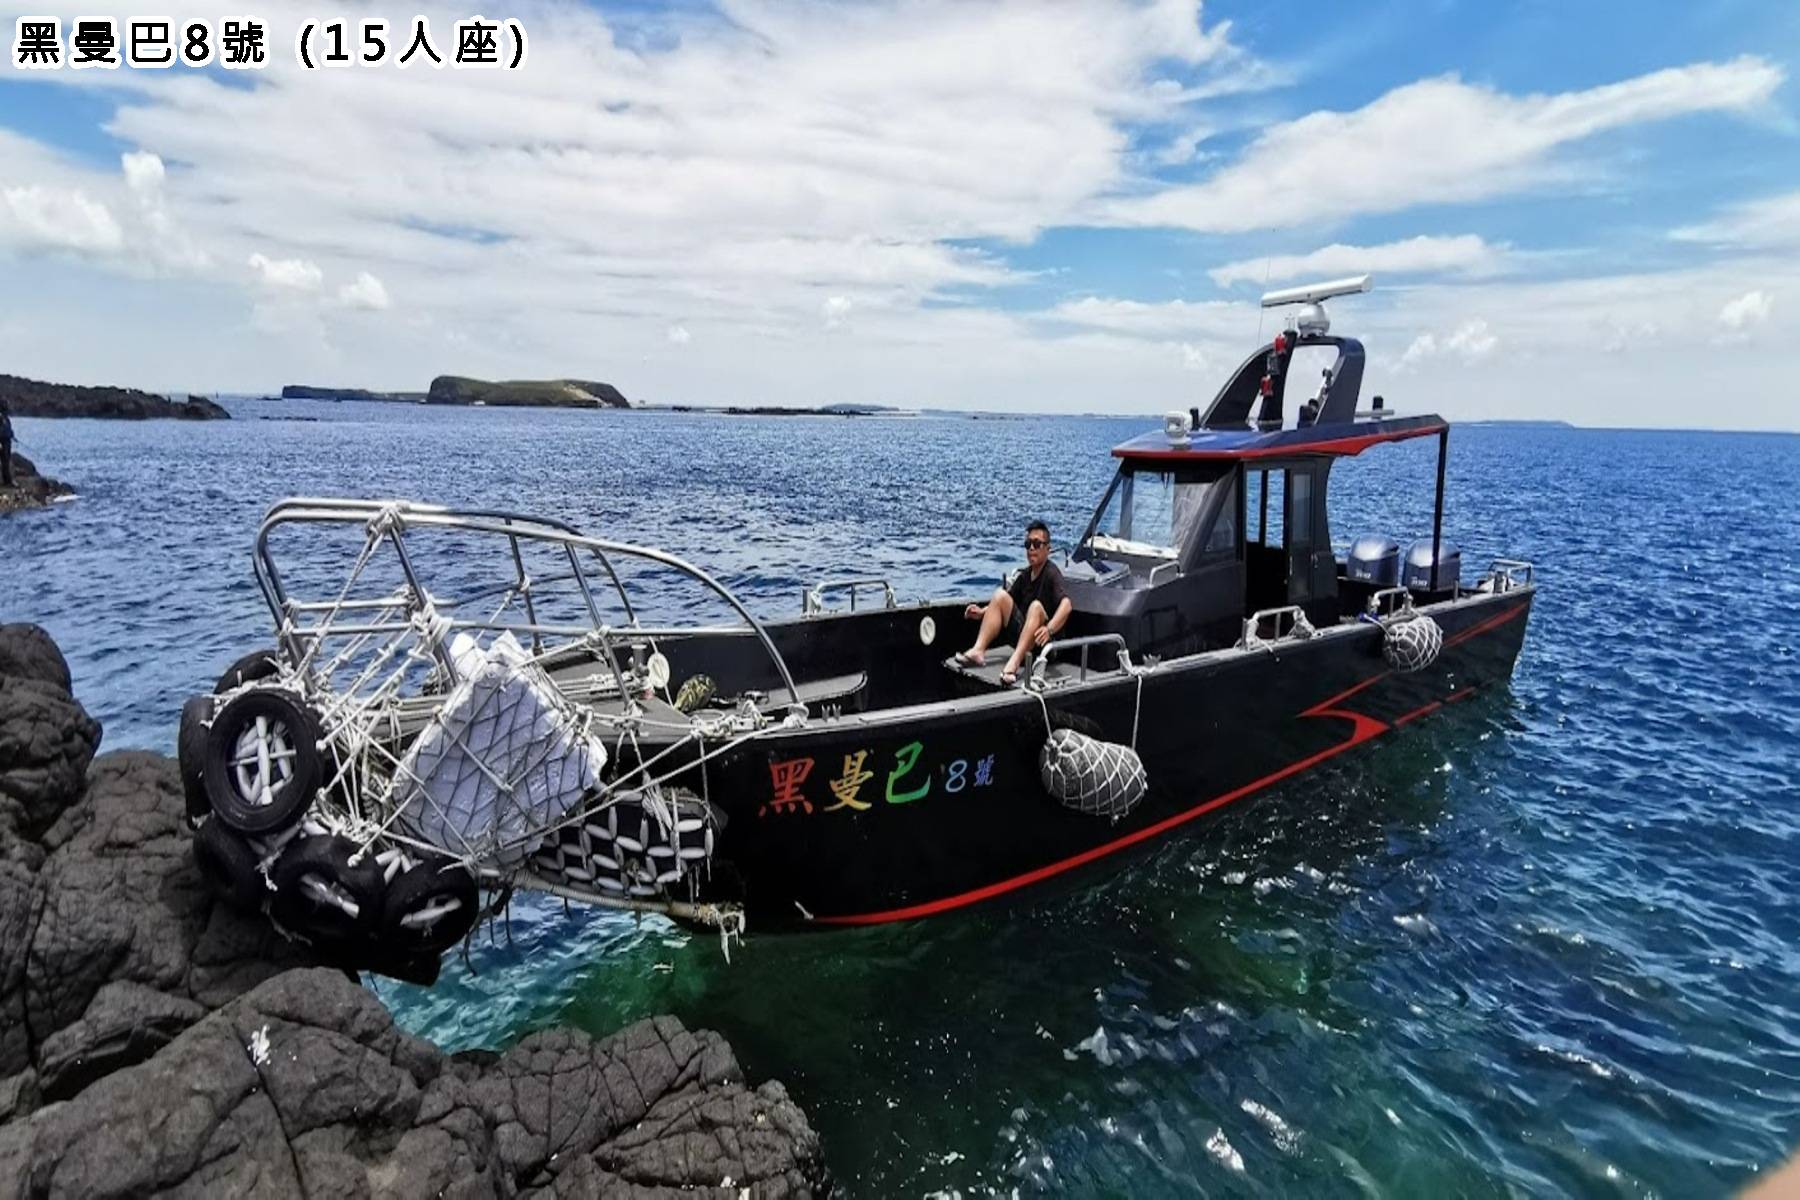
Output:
top-left (1, 440), bottom-right (11, 488)
top-left (963, 588), bottom-right (1014, 663)
top-left (1002, 601), bottom-right (1048, 680)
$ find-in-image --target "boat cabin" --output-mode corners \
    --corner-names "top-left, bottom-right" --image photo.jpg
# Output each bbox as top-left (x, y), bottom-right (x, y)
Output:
top-left (1062, 275), bottom-right (1456, 660)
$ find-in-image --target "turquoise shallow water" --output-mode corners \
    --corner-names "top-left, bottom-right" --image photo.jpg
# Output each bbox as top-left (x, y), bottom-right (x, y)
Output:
top-left (3, 403), bottom-right (1798, 1196)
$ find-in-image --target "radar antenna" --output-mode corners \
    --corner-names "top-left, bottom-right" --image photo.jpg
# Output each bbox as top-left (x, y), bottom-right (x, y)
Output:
top-left (1259, 273), bottom-right (1372, 337)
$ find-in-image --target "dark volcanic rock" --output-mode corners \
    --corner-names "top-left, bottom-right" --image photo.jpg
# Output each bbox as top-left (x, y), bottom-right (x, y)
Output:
top-left (428, 375), bottom-right (631, 408)
top-left (0, 968), bottom-right (826, 1197)
top-left (0, 454), bottom-right (75, 517)
top-left (0, 627), bottom-right (100, 841)
top-left (181, 393), bottom-right (230, 419)
top-left (0, 373), bottom-right (230, 420)
top-left (0, 626), bottom-right (71, 695)
top-left (0, 623), bottom-right (830, 1195)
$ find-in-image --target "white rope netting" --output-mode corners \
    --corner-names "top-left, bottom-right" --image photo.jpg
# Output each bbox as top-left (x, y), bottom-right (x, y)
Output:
top-left (385, 632), bottom-right (609, 866)
top-left (1039, 728), bottom-right (1147, 818)
top-left (1382, 614), bottom-right (1444, 673)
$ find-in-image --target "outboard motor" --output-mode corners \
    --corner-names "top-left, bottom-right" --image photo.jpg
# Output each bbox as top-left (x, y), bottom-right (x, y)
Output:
top-left (1346, 535), bottom-right (1400, 585)
top-left (1404, 539), bottom-right (1461, 593)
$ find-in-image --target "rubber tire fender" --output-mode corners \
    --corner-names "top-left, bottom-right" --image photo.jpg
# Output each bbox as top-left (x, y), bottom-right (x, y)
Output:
top-left (202, 689), bottom-right (322, 835)
top-left (178, 694), bottom-right (213, 828)
top-left (213, 648), bottom-right (281, 695)
top-left (193, 818), bottom-right (268, 913)
top-left (269, 835), bottom-right (386, 944)
top-left (380, 861), bottom-right (480, 956)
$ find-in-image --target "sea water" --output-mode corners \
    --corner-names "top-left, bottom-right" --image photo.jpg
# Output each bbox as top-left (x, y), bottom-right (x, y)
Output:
top-left (3, 402), bottom-right (1798, 1196)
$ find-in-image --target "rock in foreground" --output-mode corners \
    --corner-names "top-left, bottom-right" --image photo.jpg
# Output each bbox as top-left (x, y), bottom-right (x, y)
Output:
top-left (0, 623), bottom-right (830, 1196)
top-left (0, 454), bottom-right (74, 516)
top-left (0, 374), bottom-right (229, 420)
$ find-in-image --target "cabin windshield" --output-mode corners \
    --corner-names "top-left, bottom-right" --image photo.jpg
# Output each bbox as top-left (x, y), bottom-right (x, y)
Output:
top-left (1083, 466), bottom-right (1226, 562)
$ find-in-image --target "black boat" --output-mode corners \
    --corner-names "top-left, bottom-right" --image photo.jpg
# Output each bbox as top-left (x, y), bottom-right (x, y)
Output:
top-left (185, 274), bottom-right (1533, 961)
top-left (658, 275), bottom-right (1534, 925)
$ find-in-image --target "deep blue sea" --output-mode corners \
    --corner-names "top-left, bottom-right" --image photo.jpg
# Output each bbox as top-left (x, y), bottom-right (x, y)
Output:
top-left (3, 401), bottom-right (1798, 1197)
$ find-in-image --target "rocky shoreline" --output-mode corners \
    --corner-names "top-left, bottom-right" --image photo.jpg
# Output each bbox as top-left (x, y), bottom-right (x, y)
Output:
top-left (0, 375), bottom-right (228, 421)
top-left (0, 624), bottom-right (829, 1196)
top-left (0, 456), bottom-right (74, 517)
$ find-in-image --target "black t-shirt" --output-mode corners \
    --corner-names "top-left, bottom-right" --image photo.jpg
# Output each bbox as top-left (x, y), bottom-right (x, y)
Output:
top-left (1009, 561), bottom-right (1068, 621)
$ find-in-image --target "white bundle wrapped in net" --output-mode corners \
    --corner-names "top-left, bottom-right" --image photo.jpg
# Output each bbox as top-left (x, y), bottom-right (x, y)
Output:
top-left (390, 632), bottom-right (608, 865)
top-left (1039, 728), bottom-right (1146, 818)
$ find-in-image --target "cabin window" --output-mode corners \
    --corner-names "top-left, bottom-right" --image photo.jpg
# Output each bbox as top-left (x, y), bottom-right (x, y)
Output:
top-left (1087, 467), bottom-right (1223, 561)
top-left (1249, 469), bottom-right (1284, 546)
top-left (1290, 471), bottom-right (1313, 543)
top-left (1201, 473), bottom-right (1239, 557)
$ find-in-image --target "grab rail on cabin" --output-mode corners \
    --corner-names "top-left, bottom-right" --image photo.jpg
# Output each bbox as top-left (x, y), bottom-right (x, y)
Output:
top-left (1031, 633), bottom-right (1135, 688)
top-left (1242, 605), bottom-right (1316, 648)
top-left (802, 577), bottom-right (897, 615)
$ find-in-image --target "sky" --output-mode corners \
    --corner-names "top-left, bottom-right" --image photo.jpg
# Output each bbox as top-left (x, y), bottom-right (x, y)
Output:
top-left (1, 0), bottom-right (1798, 428)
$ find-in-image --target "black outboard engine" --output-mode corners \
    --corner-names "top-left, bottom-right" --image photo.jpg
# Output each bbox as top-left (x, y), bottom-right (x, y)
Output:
top-left (1404, 539), bottom-right (1461, 593)
top-left (1347, 535), bottom-right (1400, 585)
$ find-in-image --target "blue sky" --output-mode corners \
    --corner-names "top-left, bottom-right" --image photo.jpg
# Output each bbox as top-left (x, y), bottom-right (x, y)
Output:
top-left (2, 0), bottom-right (1797, 426)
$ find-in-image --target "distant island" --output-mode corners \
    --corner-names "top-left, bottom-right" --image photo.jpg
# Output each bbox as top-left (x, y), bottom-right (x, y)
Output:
top-left (660, 402), bottom-right (910, 417)
top-left (274, 378), bottom-right (633, 408)
top-left (427, 376), bottom-right (631, 408)
top-left (0, 374), bottom-right (229, 420)
top-left (281, 385), bottom-right (425, 403)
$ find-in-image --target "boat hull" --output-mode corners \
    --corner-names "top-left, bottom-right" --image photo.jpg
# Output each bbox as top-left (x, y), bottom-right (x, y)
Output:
top-left (682, 588), bottom-right (1533, 927)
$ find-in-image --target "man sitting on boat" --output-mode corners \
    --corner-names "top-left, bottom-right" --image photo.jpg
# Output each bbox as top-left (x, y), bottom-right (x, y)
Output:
top-left (955, 520), bottom-right (1073, 685)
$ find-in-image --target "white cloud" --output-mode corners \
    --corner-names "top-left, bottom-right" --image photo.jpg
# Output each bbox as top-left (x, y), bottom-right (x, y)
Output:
top-left (121, 152), bottom-right (165, 197)
top-left (337, 271), bottom-right (391, 311)
top-left (1674, 191), bottom-right (1800, 248)
top-left (666, 324), bottom-right (692, 345)
top-left (1106, 57), bottom-right (1782, 232)
top-left (821, 295), bottom-right (853, 330)
top-left (0, 185), bottom-right (123, 253)
top-left (1396, 320), bottom-right (1499, 371)
top-left (12, 0), bottom-right (1252, 338)
top-left (1209, 235), bottom-right (1509, 287)
top-left (1042, 296), bottom-right (1254, 340)
top-left (1717, 288), bottom-right (1773, 330)
top-left (1179, 342), bottom-right (1209, 371)
top-left (248, 252), bottom-right (323, 292)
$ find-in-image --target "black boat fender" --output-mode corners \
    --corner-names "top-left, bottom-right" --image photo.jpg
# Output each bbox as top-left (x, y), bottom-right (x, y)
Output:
top-left (1040, 728), bottom-right (1147, 819)
top-left (380, 859), bottom-right (479, 955)
top-left (202, 689), bottom-right (323, 834)
top-left (177, 694), bottom-right (214, 829)
top-left (192, 817), bottom-right (270, 912)
top-left (213, 648), bottom-right (282, 694)
top-left (1382, 614), bottom-right (1444, 673)
top-left (269, 834), bottom-right (385, 944)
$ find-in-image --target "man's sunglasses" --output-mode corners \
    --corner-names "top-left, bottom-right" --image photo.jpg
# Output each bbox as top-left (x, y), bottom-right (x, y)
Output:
top-left (1023, 538), bottom-right (1049, 549)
